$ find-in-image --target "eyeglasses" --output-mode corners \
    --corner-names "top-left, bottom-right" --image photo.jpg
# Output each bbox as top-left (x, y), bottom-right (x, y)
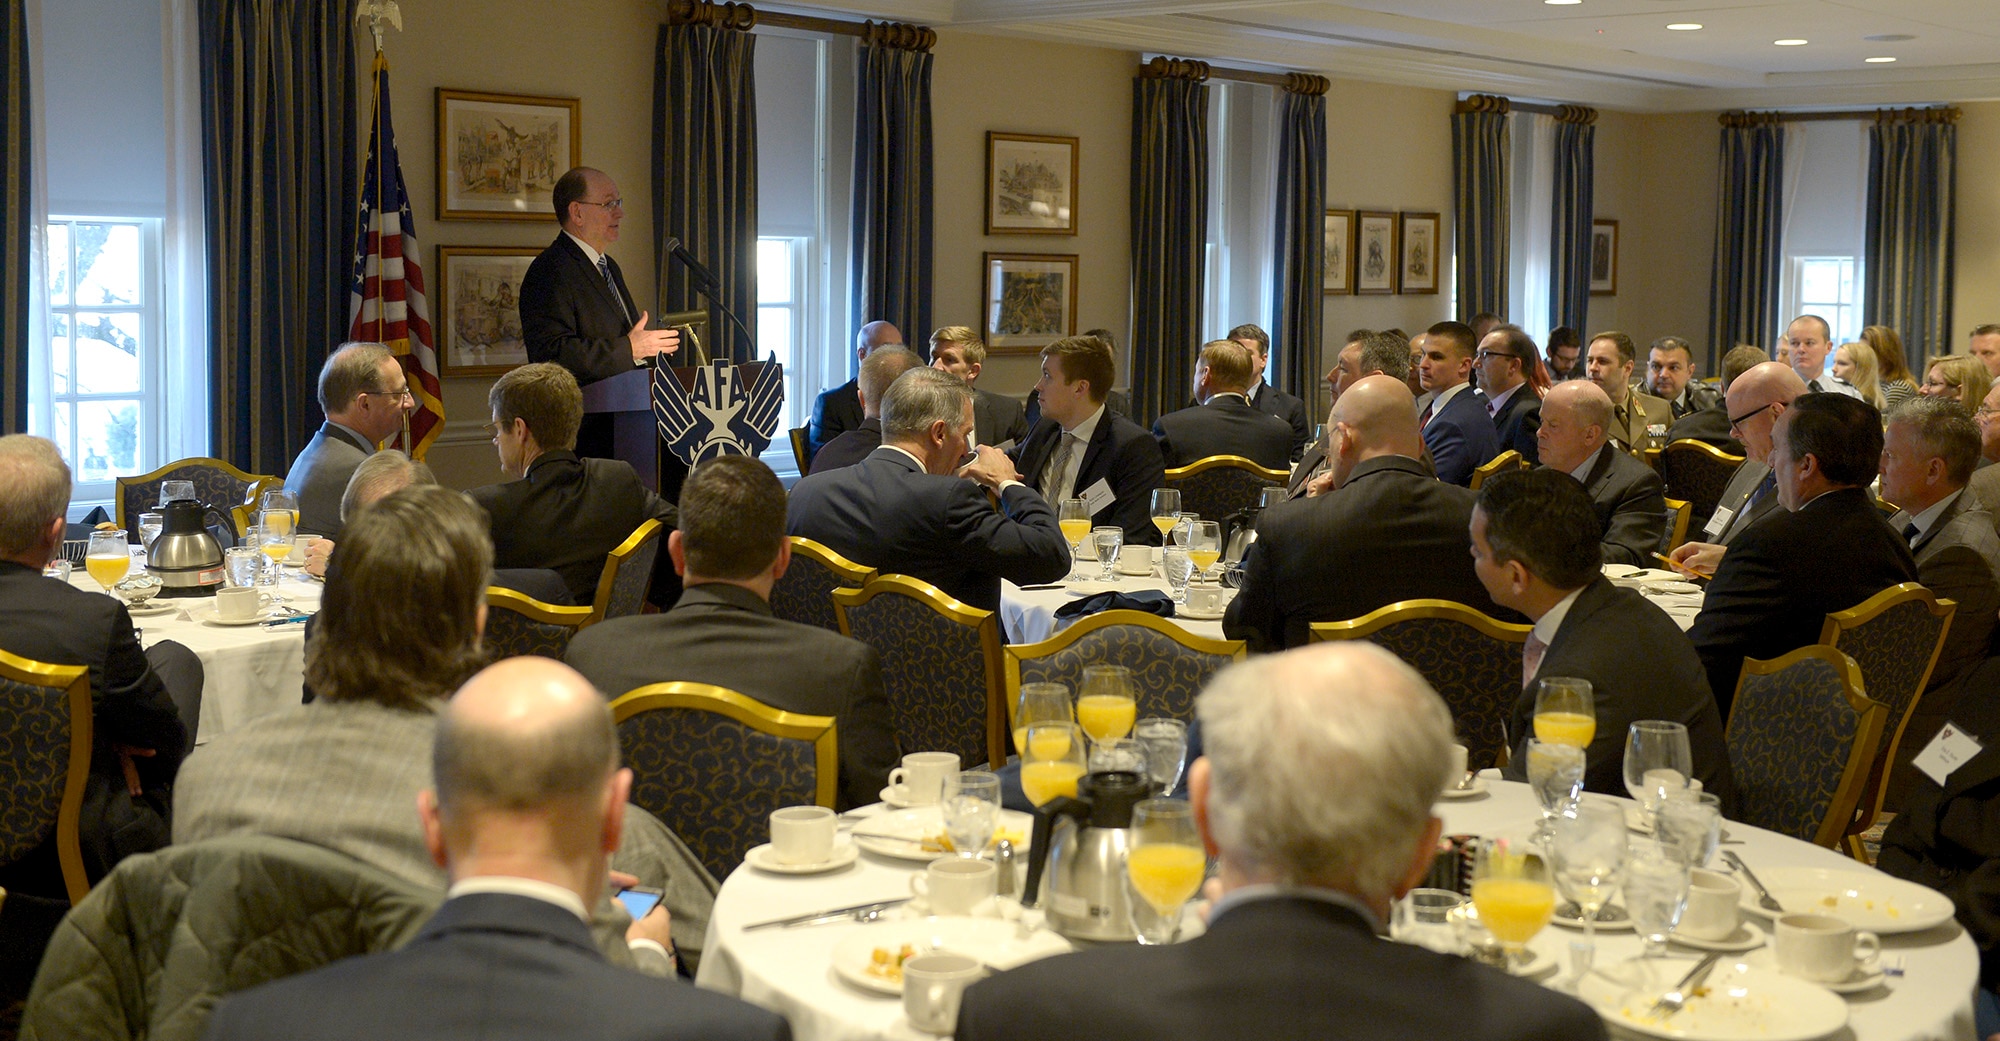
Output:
top-left (362, 387), bottom-right (414, 403)
top-left (577, 198), bottom-right (624, 210)
top-left (1727, 402), bottom-right (1774, 433)
top-left (1977, 406), bottom-right (1999, 420)
top-left (1474, 349), bottom-right (1518, 363)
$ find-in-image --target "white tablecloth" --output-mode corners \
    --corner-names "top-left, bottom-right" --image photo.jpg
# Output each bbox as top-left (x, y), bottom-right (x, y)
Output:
top-left (696, 782), bottom-right (1977, 1041)
top-left (999, 575), bottom-right (1229, 646)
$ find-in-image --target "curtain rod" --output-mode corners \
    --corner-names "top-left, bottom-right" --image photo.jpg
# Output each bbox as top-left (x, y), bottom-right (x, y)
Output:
top-left (1719, 106), bottom-right (1959, 126)
top-left (1455, 93), bottom-right (1597, 124)
top-left (668, 2), bottom-right (937, 50)
top-left (1137, 56), bottom-right (1329, 95)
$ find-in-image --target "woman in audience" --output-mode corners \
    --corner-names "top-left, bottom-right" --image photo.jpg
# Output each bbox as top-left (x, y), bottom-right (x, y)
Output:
top-left (1922, 353), bottom-right (1994, 412)
top-left (1831, 342), bottom-right (1884, 410)
top-left (1860, 325), bottom-right (1920, 410)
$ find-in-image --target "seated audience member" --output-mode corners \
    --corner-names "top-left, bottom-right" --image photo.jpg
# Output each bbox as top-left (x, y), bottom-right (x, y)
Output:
top-left (568, 456), bottom-right (895, 809)
top-left (1479, 324), bottom-right (1543, 465)
top-left (808, 320), bottom-right (902, 459)
top-left (302, 449), bottom-right (434, 578)
top-left (174, 485), bottom-right (713, 967)
top-left (930, 326), bottom-right (1030, 449)
top-left (1664, 344), bottom-right (1764, 455)
top-left (1476, 470), bottom-right (1732, 803)
top-left (1225, 376), bottom-right (1506, 653)
top-left (470, 362), bottom-right (678, 606)
top-left (789, 368), bottom-right (1070, 612)
top-left (1469, 311), bottom-right (1503, 343)
top-left (1324, 328), bottom-right (1374, 406)
top-left (1860, 325), bottom-right (1921, 411)
top-left (283, 342), bottom-right (414, 537)
top-left (1647, 336), bottom-right (1723, 420)
top-left (1832, 341), bottom-right (1886, 409)
top-left (810, 345), bottom-right (923, 475)
top-left (201, 658), bottom-right (790, 1041)
top-left (1228, 323), bottom-right (1312, 460)
top-left (1012, 336), bottom-right (1167, 545)
top-left (0, 435), bottom-right (200, 998)
top-left (1293, 330), bottom-right (1409, 497)
top-left (1153, 340), bottom-right (1294, 470)
top-left (1584, 331), bottom-right (1671, 455)
top-left (1416, 321), bottom-right (1501, 486)
top-left (1974, 381), bottom-right (2000, 518)
top-left (954, 643), bottom-right (1608, 1041)
top-left (1536, 381), bottom-right (1668, 567)
top-left (1687, 394), bottom-right (1917, 717)
top-left (1786, 315), bottom-right (1858, 399)
top-left (1670, 361), bottom-right (1809, 574)
top-left (1923, 353), bottom-right (1994, 413)
top-left (1546, 326), bottom-right (1583, 382)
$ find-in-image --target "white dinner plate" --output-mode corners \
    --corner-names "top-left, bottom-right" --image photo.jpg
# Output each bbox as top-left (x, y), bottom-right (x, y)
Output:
top-left (1669, 920), bottom-right (1767, 953)
top-left (1643, 580), bottom-right (1704, 595)
top-left (123, 599), bottom-right (178, 615)
top-left (742, 841), bottom-right (859, 875)
top-left (1739, 947), bottom-right (1888, 994)
top-left (1579, 957), bottom-right (1848, 1041)
top-left (849, 806), bottom-right (1035, 862)
top-left (1733, 866), bottom-right (1954, 933)
top-left (1436, 777), bottom-right (1487, 800)
top-left (1603, 564), bottom-right (1643, 578)
top-left (831, 916), bottom-right (1071, 995)
top-left (878, 786), bottom-right (923, 810)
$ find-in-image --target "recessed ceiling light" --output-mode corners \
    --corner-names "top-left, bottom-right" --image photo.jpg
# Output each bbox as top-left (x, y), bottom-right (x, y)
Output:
top-left (1774, 39), bottom-right (1808, 46)
top-left (1865, 56), bottom-right (1897, 63)
top-left (1666, 22), bottom-right (1702, 30)
top-left (1544, 0), bottom-right (1582, 6)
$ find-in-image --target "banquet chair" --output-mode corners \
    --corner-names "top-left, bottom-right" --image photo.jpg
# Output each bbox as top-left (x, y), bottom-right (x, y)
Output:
top-left (228, 477), bottom-right (286, 539)
top-left (0, 649), bottom-right (92, 906)
top-left (115, 457), bottom-right (271, 538)
top-left (833, 575), bottom-right (1008, 769)
top-left (1004, 610), bottom-right (1245, 732)
top-left (769, 537), bottom-right (875, 634)
top-left (1725, 645), bottom-right (1886, 848)
top-left (482, 587), bottom-right (594, 660)
top-left (1309, 600), bottom-right (1530, 771)
top-left (1817, 583), bottom-right (1956, 859)
top-left (1467, 449), bottom-right (1524, 492)
top-left (790, 426), bottom-right (814, 472)
top-left (589, 518), bottom-right (664, 624)
top-left (1657, 439), bottom-right (1743, 533)
top-left (1660, 497), bottom-right (1692, 553)
top-left (611, 683), bottom-right (836, 882)
top-left (1163, 455), bottom-right (1288, 532)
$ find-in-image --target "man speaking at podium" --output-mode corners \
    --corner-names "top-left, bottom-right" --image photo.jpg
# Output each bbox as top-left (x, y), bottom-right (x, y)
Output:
top-left (519, 166), bottom-right (680, 459)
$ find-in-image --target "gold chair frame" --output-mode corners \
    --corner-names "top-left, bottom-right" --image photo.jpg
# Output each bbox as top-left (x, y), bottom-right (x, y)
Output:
top-left (610, 681), bottom-right (838, 810)
top-left (1729, 645), bottom-right (1887, 850)
top-left (833, 574), bottom-right (1009, 768)
top-left (1817, 582), bottom-right (1957, 860)
top-left (1662, 497), bottom-right (1692, 552)
top-left (1468, 450), bottom-right (1523, 491)
top-left (790, 426), bottom-right (814, 471)
top-left (1162, 454), bottom-right (1291, 484)
top-left (789, 537), bottom-right (876, 586)
top-left (589, 518), bottom-right (665, 625)
top-left (0, 648), bottom-right (93, 904)
top-left (115, 456), bottom-right (271, 535)
top-left (1660, 438), bottom-right (1744, 468)
top-left (485, 586), bottom-right (595, 631)
top-left (1002, 609), bottom-right (1245, 731)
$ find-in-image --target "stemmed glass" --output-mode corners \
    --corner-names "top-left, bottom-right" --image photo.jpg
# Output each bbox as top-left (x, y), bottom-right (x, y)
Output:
top-left (85, 530), bottom-right (131, 595)
top-left (1012, 682), bottom-right (1073, 759)
top-left (260, 488), bottom-right (299, 528)
top-left (1125, 798), bottom-right (1205, 944)
top-left (1623, 720), bottom-right (1694, 828)
top-left (257, 509), bottom-right (296, 584)
top-left (1185, 520), bottom-right (1222, 582)
top-left (1019, 722), bottom-right (1087, 809)
top-left (1525, 739), bottom-right (1587, 842)
top-left (1090, 525), bottom-right (1123, 581)
top-left (158, 480), bottom-right (196, 509)
top-left (1133, 717), bottom-right (1189, 796)
top-left (1533, 677), bottom-right (1596, 751)
top-left (1624, 841), bottom-right (1691, 958)
top-left (1550, 802), bottom-right (1628, 990)
top-left (1161, 546), bottom-right (1195, 604)
top-left (1469, 836), bottom-right (1555, 970)
top-left (1058, 498), bottom-right (1091, 581)
top-left (941, 771), bottom-right (1001, 858)
top-left (1076, 665), bottom-right (1137, 744)
top-left (1149, 489), bottom-right (1181, 547)
top-left (1656, 789), bottom-right (1723, 869)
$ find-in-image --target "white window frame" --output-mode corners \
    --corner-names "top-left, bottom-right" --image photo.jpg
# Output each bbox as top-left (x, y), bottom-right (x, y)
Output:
top-left (1202, 80), bottom-right (1276, 381)
top-left (1785, 255), bottom-right (1860, 346)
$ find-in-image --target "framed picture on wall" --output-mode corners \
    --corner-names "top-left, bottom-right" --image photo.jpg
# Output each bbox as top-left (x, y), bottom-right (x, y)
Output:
top-left (436, 89), bottom-right (581, 221)
top-left (1397, 212), bottom-right (1440, 295)
top-left (986, 133), bottom-right (1078, 235)
top-left (1322, 209), bottom-right (1354, 294)
top-left (436, 246), bottom-right (538, 377)
top-left (983, 252), bottom-right (1078, 353)
top-left (1354, 211), bottom-right (1397, 295)
top-left (1590, 219), bottom-right (1619, 295)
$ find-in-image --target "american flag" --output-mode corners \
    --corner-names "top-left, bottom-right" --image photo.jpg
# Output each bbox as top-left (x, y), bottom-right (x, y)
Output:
top-left (347, 51), bottom-right (442, 458)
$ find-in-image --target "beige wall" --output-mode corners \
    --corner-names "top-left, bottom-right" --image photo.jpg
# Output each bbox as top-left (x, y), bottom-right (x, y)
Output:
top-left (1954, 101), bottom-right (2000, 343)
top-left (1594, 110), bottom-right (1720, 367)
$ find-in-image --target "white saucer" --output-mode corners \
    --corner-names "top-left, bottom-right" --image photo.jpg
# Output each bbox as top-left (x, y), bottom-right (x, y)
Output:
top-left (1436, 777), bottom-right (1488, 800)
top-left (192, 606), bottom-right (270, 626)
top-left (1177, 602), bottom-right (1228, 621)
top-left (1741, 946), bottom-right (1888, 993)
top-left (742, 841), bottom-right (859, 875)
top-left (123, 599), bottom-right (177, 615)
top-left (1508, 945), bottom-right (1558, 979)
top-left (1550, 903), bottom-right (1634, 931)
top-left (1116, 566), bottom-right (1154, 577)
top-left (878, 786), bottom-right (926, 810)
top-left (1670, 919), bottom-right (1767, 952)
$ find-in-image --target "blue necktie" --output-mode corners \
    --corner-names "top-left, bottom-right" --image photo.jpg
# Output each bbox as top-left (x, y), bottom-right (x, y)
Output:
top-left (598, 255), bottom-right (632, 324)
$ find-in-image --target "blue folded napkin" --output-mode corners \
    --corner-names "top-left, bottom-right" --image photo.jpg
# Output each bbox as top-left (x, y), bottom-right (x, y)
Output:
top-left (1052, 588), bottom-right (1175, 622)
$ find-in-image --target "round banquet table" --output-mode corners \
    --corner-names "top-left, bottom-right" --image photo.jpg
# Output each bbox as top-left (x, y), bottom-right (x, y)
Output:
top-left (695, 781), bottom-right (1977, 1041)
top-left (1000, 575), bottom-right (1228, 646)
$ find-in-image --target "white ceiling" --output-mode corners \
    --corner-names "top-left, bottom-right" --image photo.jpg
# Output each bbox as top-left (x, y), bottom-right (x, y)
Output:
top-left (764, 0), bottom-right (2000, 111)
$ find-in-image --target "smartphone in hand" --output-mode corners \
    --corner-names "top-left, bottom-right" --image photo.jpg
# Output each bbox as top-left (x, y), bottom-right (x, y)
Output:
top-left (616, 885), bottom-right (666, 920)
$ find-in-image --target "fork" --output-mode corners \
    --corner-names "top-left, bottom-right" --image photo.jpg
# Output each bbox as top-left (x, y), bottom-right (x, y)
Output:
top-left (1649, 952), bottom-right (1724, 1021)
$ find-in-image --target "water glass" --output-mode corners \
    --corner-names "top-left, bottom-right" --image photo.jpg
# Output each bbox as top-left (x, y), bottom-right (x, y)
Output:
top-left (1656, 790), bottom-right (1723, 868)
top-left (1090, 526), bottom-right (1123, 580)
top-left (940, 771), bottom-right (1001, 857)
top-left (1525, 739), bottom-right (1586, 838)
top-left (159, 480), bottom-right (196, 508)
top-left (1162, 547), bottom-right (1194, 603)
top-left (137, 512), bottom-right (164, 563)
top-left (1624, 841), bottom-right (1691, 957)
top-left (1133, 717), bottom-right (1189, 796)
top-left (1623, 720), bottom-right (1694, 826)
top-left (42, 558), bottom-right (72, 583)
top-left (1550, 802), bottom-right (1627, 988)
top-left (1088, 737), bottom-right (1149, 775)
top-left (1391, 889), bottom-right (1467, 954)
top-left (224, 546), bottom-right (262, 588)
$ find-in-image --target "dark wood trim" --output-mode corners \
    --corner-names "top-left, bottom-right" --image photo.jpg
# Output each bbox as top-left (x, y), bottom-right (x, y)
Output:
top-left (1720, 106), bottom-right (1960, 125)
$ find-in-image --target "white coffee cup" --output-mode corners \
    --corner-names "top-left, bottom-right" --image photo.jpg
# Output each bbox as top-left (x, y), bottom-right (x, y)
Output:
top-left (1775, 913), bottom-right (1880, 983)
top-left (768, 805), bottom-right (836, 865)
top-left (215, 586), bottom-right (264, 621)
top-left (902, 953), bottom-right (985, 1034)
top-left (910, 857), bottom-right (998, 916)
top-left (887, 752), bottom-right (960, 806)
top-left (1185, 584), bottom-right (1227, 614)
top-left (1677, 868), bottom-right (1742, 940)
top-left (1445, 743), bottom-right (1469, 786)
top-left (1117, 545), bottom-right (1152, 574)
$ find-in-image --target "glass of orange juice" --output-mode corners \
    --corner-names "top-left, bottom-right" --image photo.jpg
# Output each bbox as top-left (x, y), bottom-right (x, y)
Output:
top-left (1126, 797), bottom-right (1206, 944)
top-left (85, 530), bottom-right (132, 595)
top-left (1019, 722), bottom-right (1086, 809)
top-left (1469, 836), bottom-right (1555, 969)
top-left (1532, 677), bottom-right (1596, 750)
top-left (1058, 498), bottom-right (1091, 581)
top-left (1149, 489), bottom-right (1181, 545)
top-left (1012, 682), bottom-right (1072, 759)
top-left (1076, 665), bottom-right (1137, 743)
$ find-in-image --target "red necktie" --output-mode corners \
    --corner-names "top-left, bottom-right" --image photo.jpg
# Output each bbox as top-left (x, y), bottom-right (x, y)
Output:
top-left (1522, 633), bottom-right (1548, 690)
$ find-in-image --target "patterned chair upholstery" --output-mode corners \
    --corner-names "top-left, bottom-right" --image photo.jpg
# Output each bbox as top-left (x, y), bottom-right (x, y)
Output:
top-left (115, 457), bottom-right (272, 538)
top-left (1004, 610), bottom-right (1244, 727)
top-left (1468, 450), bottom-right (1524, 492)
top-left (612, 683), bottom-right (836, 881)
top-left (1818, 583), bottom-right (1956, 857)
top-left (1661, 497), bottom-right (1692, 553)
top-left (1163, 456), bottom-right (1287, 531)
top-left (834, 575), bottom-right (1008, 768)
top-left (0, 649), bottom-right (93, 905)
top-left (1309, 600), bottom-right (1531, 771)
top-left (1726, 646), bottom-right (1886, 848)
top-left (482, 587), bottom-right (594, 660)
top-left (590, 519), bottom-right (664, 624)
top-left (1658, 439), bottom-right (1744, 533)
top-left (769, 538), bottom-right (875, 634)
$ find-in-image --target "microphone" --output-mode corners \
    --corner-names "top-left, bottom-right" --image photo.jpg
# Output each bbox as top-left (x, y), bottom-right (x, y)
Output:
top-left (660, 236), bottom-right (722, 294)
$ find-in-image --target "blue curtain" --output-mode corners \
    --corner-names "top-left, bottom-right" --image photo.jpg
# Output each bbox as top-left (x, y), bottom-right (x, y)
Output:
top-left (1268, 76), bottom-right (1327, 407)
top-left (655, 6), bottom-right (758, 364)
top-left (1130, 57), bottom-right (1209, 426)
top-left (198, 0), bottom-right (359, 475)
top-left (849, 22), bottom-right (933, 365)
top-left (1865, 110), bottom-right (1957, 367)
top-left (1708, 114), bottom-right (1786, 370)
top-left (1452, 95), bottom-right (1510, 322)
top-left (2, 0), bottom-right (28, 433)
top-left (1549, 107), bottom-right (1595, 334)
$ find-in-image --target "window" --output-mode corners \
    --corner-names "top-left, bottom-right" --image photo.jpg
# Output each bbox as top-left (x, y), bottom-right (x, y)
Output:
top-left (39, 217), bottom-right (164, 496)
top-left (757, 236), bottom-right (806, 383)
top-left (1203, 80), bottom-right (1275, 376)
top-left (1789, 257), bottom-right (1859, 344)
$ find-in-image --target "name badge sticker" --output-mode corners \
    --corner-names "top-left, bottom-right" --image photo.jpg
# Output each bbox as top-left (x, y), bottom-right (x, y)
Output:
top-left (1080, 478), bottom-right (1115, 516)
top-left (1702, 506), bottom-right (1735, 540)
top-left (1913, 723), bottom-right (1984, 786)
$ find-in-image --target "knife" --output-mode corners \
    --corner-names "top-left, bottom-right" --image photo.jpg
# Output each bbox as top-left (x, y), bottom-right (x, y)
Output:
top-left (743, 897), bottom-right (911, 931)
top-left (1649, 951), bottom-right (1725, 1020)
top-left (1722, 850), bottom-right (1785, 913)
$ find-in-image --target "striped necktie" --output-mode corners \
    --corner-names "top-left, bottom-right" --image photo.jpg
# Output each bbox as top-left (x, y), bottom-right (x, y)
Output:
top-left (598, 255), bottom-right (632, 324)
top-left (1043, 432), bottom-right (1077, 501)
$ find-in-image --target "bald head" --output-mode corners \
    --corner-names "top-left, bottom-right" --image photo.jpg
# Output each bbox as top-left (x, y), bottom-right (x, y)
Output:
top-left (1537, 381), bottom-right (1613, 472)
top-left (435, 658), bottom-right (619, 821)
top-left (1725, 362), bottom-right (1809, 461)
top-left (1330, 376), bottom-right (1422, 488)
top-left (856, 321), bottom-right (903, 361)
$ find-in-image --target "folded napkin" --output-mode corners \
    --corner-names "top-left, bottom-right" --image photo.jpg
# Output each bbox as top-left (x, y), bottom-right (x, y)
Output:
top-left (1052, 588), bottom-right (1175, 622)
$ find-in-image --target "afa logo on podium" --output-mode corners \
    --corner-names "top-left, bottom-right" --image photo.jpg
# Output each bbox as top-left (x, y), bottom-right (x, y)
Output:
top-left (652, 358), bottom-right (786, 464)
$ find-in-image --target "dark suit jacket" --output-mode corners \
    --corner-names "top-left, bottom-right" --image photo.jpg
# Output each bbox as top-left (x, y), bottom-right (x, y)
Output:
top-left (786, 447), bottom-right (1070, 612)
top-left (808, 418), bottom-right (881, 475)
top-left (1689, 487), bottom-right (1918, 719)
top-left (519, 233), bottom-right (641, 384)
top-left (1224, 456), bottom-right (1508, 652)
top-left (955, 895), bottom-right (1606, 1041)
top-left (1501, 578), bottom-right (1734, 808)
top-left (1011, 410), bottom-right (1168, 545)
top-left (283, 423), bottom-right (376, 538)
top-left (1249, 382), bottom-right (1312, 462)
top-left (201, 891), bottom-right (791, 1041)
top-left (565, 583), bottom-right (896, 810)
top-left (1287, 433), bottom-right (1328, 499)
top-left (1662, 381), bottom-right (1725, 420)
top-left (468, 450), bottom-right (679, 607)
top-left (1422, 385), bottom-right (1501, 486)
top-left (1665, 405), bottom-right (1746, 456)
top-left (1151, 396), bottom-right (1294, 471)
top-left (1705, 460), bottom-right (1779, 546)
top-left (1490, 384), bottom-right (1542, 465)
top-left (807, 380), bottom-right (863, 460)
top-left (1892, 492), bottom-right (2000, 691)
top-left (1567, 443), bottom-right (1668, 567)
top-left (973, 387), bottom-right (1030, 448)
